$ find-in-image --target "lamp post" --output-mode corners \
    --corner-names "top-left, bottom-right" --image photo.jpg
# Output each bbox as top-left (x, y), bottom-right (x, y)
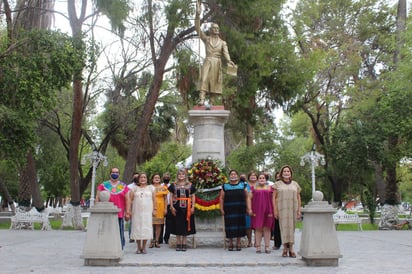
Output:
top-left (300, 144), bottom-right (326, 200)
top-left (82, 151), bottom-right (108, 207)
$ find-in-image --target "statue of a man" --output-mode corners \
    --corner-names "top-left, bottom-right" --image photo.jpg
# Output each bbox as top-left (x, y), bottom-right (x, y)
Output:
top-left (195, 1), bottom-right (236, 105)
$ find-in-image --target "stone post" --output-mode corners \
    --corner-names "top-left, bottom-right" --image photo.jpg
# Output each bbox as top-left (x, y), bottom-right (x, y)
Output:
top-left (299, 191), bottom-right (342, 266)
top-left (188, 107), bottom-right (230, 164)
top-left (83, 191), bottom-right (122, 266)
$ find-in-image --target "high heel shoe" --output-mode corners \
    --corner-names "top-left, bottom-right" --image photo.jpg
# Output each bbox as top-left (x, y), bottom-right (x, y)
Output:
top-left (155, 241), bottom-right (160, 248)
top-left (149, 240), bottom-right (154, 248)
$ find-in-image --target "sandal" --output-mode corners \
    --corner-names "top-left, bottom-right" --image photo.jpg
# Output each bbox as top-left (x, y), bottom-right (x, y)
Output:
top-left (149, 240), bottom-right (154, 248)
top-left (256, 248), bottom-right (262, 254)
top-left (182, 244), bottom-right (187, 251)
top-left (228, 241), bottom-right (234, 251)
top-left (289, 250), bottom-right (296, 258)
top-left (176, 244), bottom-right (182, 251)
top-left (236, 245), bottom-right (241, 251)
top-left (141, 249), bottom-right (147, 254)
top-left (155, 241), bottom-right (160, 248)
top-left (282, 249), bottom-right (288, 257)
top-left (135, 250), bottom-right (141, 254)
top-left (265, 247), bottom-right (271, 254)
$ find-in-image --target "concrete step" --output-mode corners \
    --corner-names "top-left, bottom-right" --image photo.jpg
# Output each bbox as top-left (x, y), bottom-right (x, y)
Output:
top-left (168, 230), bottom-right (250, 249)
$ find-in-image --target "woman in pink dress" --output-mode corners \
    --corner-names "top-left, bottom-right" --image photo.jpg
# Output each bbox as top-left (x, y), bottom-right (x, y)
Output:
top-left (247, 173), bottom-right (274, 254)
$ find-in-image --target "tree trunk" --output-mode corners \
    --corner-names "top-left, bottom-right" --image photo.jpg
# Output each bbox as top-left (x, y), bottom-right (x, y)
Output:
top-left (10, 0), bottom-right (55, 212)
top-left (26, 151), bottom-right (44, 211)
top-left (0, 179), bottom-right (15, 214)
top-left (373, 162), bottom-right (386, 204)
top-left (246, 123), bottom-right (254, 147)
top-left (123, 4), bottom-right (180, 182)
top-left (64, 0), bottom-right (87, 230)
top-left (123, 67), bottom-right (167, 182)
top-left (379, 0), bottom-right (406, 230)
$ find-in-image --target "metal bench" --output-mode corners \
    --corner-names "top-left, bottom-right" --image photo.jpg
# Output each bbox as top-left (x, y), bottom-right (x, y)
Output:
top-left (10, 207), bottom-right (51, 230)
top-left (333, 209), bottom-right (362, 231)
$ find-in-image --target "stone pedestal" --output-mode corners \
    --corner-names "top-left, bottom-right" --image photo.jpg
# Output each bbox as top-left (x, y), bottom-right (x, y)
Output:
top-left (299, 191), bottom-right (342, 266)
top-left (188, 107), bottom-right (230, 164)
top-left (83, 191), bottom-right (122, 266)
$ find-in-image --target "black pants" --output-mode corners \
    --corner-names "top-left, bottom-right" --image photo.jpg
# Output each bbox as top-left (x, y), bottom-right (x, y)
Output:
top-left (163, 205), bottom-right (173, 243)
top-left (273, 218), bottom-right (282, 248)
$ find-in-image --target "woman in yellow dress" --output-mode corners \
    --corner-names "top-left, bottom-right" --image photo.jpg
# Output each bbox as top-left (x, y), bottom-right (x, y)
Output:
top-left (149, 173), bottom-right (168, 248)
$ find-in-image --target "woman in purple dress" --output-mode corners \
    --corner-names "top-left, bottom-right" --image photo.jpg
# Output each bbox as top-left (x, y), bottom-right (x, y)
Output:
top-left (247, 173), bottom-right (274, 254)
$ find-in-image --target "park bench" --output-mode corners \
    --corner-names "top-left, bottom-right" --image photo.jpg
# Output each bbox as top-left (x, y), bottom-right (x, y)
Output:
top-left (10, 207), bottom-right (51, 231)
top-left (333, 209), bottom-right (362, 231)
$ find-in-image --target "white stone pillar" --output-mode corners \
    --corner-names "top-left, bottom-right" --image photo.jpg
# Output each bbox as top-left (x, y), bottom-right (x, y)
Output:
top-left (188, 108), bottom-right (230, 164)
top-left (299, 191), bottom-right (342, 266)
top-left (83, 191), bottom-right (122, 266)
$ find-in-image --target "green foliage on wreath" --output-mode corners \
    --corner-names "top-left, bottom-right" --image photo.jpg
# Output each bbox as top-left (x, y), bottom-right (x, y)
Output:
top-left (188, 159), bottom-right (228, 189)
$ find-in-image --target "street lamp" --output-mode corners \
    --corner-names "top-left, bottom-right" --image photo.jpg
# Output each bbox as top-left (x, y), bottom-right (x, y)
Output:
top-left (81, 151), bottom-right (108, 207)
top-left (300, 144), bottom-right (326, 200)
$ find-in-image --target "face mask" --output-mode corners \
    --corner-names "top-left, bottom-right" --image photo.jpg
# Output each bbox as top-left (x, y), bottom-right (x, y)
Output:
top-left (239, 177), bottom-right (246, 182)
top-left (283, 174), bottom-right (291, 179)
top-left (163, 179), bottom-right (170, 184)
top-left (110, 173), bottom-right (119, 180)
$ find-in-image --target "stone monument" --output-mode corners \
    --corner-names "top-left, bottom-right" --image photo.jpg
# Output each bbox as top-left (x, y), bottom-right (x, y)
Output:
top-left (83, 190), bottom-right (122, 266)
top-left (189, 106), bottom-right (230, 164)
top-left (299, 191), bottom-right (342, 266)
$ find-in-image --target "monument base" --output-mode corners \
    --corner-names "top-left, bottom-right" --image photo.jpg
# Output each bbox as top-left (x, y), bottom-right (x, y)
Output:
top-left (299, 193), bottom-right (342, 266)
top-left (302, 258), bottom-right (339, 267)
top-left (84, 258), bottom-right (121, 266)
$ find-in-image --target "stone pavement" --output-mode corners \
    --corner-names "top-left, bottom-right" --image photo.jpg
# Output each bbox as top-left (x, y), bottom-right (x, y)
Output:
top-left (1, 229), bottom-right (412, 274)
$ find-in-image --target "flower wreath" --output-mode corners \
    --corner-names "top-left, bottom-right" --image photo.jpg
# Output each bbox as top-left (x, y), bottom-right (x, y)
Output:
top-left (188, 159), bottom-right (228, 190)
top-left (188, 159), bottom-right (228, 217)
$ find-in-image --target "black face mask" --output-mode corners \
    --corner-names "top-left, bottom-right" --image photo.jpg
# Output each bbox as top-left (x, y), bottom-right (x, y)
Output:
top-left (163, 179), bottom-right (170, 184)
top-left (133, 177), bottom-right (139, 183)
top-left (239, 177), bottom-right (246, 182)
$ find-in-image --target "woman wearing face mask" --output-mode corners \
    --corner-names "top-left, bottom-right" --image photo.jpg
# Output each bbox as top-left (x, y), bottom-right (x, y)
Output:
top-left (96, 167), bottom-right (130, 250)
top-left (273, 165), bottom-right (301, 258)
top-left (220, 170), bottom-right (248, 251)
top-left (247, 172), bottom-right (274, 254)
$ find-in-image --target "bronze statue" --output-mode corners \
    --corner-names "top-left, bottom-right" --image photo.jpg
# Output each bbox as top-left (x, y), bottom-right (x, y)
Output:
top-left (195, 1), bottom-right (237, 105)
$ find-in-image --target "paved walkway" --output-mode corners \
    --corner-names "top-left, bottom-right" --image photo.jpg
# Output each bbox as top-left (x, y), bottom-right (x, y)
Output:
top-left (1, 229), bottom-right (412, 273)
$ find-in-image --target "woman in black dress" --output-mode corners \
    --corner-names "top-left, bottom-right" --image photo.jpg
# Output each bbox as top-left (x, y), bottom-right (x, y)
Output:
top-left (168, 169), bottom-right (196, 251)
top-left (220, 169), bottom-right (248, 251)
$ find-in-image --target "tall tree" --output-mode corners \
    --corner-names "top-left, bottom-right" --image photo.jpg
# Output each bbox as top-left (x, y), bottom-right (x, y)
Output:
top-left (291, 0), bottom-right (395, 204)
top-left (1, 0), bottom-right (80, 213)
top-left (122, 0), bottom-right (199, 181)
top-left (62, 0), bottom-right (129, 229)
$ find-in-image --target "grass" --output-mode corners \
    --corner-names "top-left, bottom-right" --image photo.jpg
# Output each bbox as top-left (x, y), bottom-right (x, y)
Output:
top-left (0, 219), bottom-right (381, 231)
top-left (296, 221), bottom-right (378, 231)
top-left (0, 219), bottom-right (87, 230)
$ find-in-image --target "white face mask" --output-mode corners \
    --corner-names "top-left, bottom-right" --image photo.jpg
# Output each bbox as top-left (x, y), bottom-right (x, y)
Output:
top-left (283, 174), bottom-right (291, 179)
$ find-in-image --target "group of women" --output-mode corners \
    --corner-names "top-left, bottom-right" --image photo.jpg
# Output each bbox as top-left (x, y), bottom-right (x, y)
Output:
top-left (220, 165), bottom-right (301, 257)
top-left (98, 165), bottom-right (301, 257)
top-left (126, 169), bottom-right (195, 254)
